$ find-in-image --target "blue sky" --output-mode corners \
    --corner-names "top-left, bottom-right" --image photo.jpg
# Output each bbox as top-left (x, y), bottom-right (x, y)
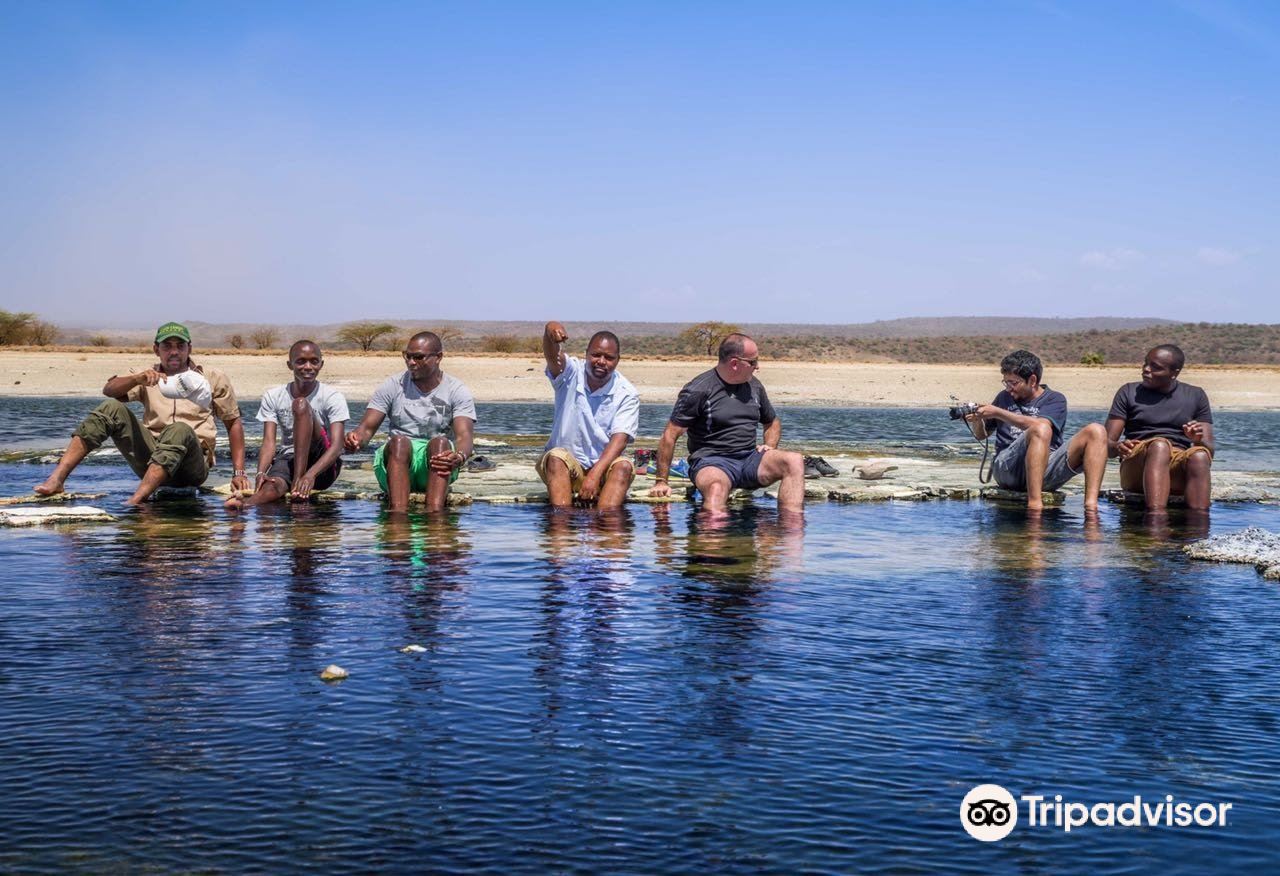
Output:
top-left (1, 1), bottom-right (1277, 325)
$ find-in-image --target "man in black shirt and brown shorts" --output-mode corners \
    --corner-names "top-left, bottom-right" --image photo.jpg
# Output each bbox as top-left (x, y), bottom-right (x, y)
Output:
top-left (1106, 344), bottom-right (1214, 511)
top-left (648, 333), bottom-right (806, 515)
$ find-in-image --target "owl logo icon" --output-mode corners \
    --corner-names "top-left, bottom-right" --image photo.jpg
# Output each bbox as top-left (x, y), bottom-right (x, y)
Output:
top-left (960, 784), bottom-right (1018, 841)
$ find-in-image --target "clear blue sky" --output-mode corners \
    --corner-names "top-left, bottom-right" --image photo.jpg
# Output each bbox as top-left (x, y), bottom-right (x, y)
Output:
top-left (1, 1), bottom-right (1276, 325)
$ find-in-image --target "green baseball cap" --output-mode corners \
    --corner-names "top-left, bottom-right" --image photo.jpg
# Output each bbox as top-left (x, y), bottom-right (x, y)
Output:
top-left (155, 322), bottom-right (192, 343)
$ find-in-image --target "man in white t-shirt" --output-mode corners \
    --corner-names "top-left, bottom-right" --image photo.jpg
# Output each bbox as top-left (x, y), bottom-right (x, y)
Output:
top-left (537, 321), bottom-right (640, 509)
top-left (227, 340), bottom-right (350, 509)
top-left (345, 331), bottom-right (477, 513)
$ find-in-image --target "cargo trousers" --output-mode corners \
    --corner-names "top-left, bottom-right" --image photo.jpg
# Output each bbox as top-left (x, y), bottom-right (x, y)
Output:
top-left (73, 399), bottom-right (209, 487)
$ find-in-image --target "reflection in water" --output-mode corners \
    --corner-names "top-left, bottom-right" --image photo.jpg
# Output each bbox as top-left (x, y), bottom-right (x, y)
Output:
top-left (652, 504), bottom-right (805, 588)
top-left (650, 506), bottom-right (805, 756)
top-left (533, 508), bottom-right (636, 740)
top-left (969, 503), bottom-right (1222, 781)
top-left (378, 511), bottom-right (473, 662)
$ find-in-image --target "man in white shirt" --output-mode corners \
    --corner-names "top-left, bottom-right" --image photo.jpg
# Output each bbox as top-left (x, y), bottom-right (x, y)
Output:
top-left (538, 321), bottom-right (640, 509)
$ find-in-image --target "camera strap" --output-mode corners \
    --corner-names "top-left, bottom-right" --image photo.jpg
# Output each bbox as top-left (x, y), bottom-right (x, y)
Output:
top-left (964, 419), bottom-right (995, 484)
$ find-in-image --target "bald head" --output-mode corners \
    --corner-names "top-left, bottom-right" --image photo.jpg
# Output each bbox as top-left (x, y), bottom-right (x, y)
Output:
top-left (717, 333), bottom-right (754, 364)
top-left (409, 331), bottom-right (443, 354)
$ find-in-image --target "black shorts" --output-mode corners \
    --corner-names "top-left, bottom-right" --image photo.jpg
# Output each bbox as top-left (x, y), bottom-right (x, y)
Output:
top-left (688, 448), bottom-right (765, 491)
top-left (265, 440), bottom-right (341, 491)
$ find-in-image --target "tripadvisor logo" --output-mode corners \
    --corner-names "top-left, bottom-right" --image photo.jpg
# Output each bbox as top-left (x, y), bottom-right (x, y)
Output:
top-left (960, 784), bottom-right (1234, 841)
top-left (961, 784), bottom-right (1018, 841)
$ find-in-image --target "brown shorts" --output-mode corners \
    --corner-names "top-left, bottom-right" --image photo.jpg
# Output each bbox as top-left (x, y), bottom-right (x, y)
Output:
top-left (1119, 437), bottom-right (1212, 493)
top-left (536, 447), bottom-right (632, 494)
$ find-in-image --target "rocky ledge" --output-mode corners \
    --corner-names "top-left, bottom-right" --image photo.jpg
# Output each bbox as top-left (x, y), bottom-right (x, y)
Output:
top-left (1184, 527), bottom-right (1280, 580)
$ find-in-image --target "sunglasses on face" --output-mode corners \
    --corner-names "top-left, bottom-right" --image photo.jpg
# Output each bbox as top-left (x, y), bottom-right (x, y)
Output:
top-left (736, 357), bottom-right (759, 367)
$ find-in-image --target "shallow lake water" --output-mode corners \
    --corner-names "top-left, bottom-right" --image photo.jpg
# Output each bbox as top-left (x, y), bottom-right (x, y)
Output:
top-left (2, 400), bottom-right (1279, 871)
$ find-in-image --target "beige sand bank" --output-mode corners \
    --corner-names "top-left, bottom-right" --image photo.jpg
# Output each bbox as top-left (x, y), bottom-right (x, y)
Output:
top-left (2, 350), bottom-right (1278, 410)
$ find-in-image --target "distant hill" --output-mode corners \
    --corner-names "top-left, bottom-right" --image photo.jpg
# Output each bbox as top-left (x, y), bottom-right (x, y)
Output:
top-left (44, 316), bottom-right (1280, 364)
top-left (749, 322), bottom-right (1280, 366)
top-left (56, 315), bottom-right (1176, 345)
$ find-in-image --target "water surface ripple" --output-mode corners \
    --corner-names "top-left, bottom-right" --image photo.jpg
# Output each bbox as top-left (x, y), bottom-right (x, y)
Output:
top-left (2, 413), bottom-right (1280, 871)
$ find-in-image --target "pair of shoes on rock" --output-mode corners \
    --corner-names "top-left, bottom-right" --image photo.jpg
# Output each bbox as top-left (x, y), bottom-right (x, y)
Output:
top-left (634, 448), bottom-right (655, 475)
top-left (467, 455), bottom-right (497, 473)
top-left (803, 455), bottom-right (838, 479)
top-left (669, 458), bottom-right (690, 479)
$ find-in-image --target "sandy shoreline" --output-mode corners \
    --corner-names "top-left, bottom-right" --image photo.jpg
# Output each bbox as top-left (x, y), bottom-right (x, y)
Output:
top-left (3, 350), bottom-right (1279, 410)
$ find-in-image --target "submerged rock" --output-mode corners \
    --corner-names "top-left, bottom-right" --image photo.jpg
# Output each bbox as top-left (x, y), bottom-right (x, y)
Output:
top-left (0, 491), bottom-right (107, 506)
top-left (980, 487), bottom-right (1065, 506)
top-left (0, 506), bottom-right (115, 527)
top-left (1184, 528), bottom-right (1280, 581)
top-left (319, 664), bottom-right (348, 682)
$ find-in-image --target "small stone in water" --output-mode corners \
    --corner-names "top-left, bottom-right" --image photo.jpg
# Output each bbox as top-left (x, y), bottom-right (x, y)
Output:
top-left (320, 664), bottom-right (348, 681)
top-left (400, 644), bottom-right (427, 654)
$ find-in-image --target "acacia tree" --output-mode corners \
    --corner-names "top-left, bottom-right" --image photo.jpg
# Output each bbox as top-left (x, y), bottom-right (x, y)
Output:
top-left (336, 322), bottom-right (397, 352)
top-left (27, 321), bottom-right (59, 346)
top-left (225, 333), bottom-right (245, 350)
top-left (249, 328), bottom-right (280, 350)
top-left (679, 321), bottom-right (742, 356)
top-left (0, 310), bottom-right (35, 345)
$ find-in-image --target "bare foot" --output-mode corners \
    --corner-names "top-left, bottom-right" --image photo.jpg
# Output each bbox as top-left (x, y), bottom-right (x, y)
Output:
top-left (33, 477), bottom-right (65, 497)
top-left (225, 494), bottom-right (246, 511)
top-left (1083, 501), bottom-right (1099, 512)
top-left (1026, 500), bottom-right (1044, 512)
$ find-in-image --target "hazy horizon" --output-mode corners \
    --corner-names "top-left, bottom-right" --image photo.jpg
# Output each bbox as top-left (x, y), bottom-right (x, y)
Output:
top-left (2, 2), bottom-right (1277, 323)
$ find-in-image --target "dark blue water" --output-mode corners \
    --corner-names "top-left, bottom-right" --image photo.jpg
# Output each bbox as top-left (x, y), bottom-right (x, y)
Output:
top-left (4, 398), bottom-right (1280, 470)
top-left (3, 401), bottom-right (1280, 872)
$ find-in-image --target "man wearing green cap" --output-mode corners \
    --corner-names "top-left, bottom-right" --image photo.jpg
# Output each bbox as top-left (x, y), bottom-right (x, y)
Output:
top-left (35, 322), bottom-right (249, 505)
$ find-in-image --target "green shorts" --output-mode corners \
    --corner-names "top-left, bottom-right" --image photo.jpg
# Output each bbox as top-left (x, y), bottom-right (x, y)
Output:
top-left (373, 438), bottom-right (460, 492)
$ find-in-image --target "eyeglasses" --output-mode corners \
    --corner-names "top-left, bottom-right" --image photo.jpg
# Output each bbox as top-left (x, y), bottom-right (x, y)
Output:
top-left (404, 351), bottom-right (441, 362)
top-left (1001, 378), bottom-right (1025, 388)
top-left (736, 357), bottom-right (760, 368)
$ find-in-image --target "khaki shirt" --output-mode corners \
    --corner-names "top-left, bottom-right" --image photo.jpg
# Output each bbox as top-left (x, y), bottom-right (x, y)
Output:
top-left (122, 362), bottom-right (241, 466)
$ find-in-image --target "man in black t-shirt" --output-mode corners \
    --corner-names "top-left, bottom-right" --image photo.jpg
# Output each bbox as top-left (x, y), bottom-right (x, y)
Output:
top-left (649, 333), bottom-right (806, 514)
top-left (1105, 344), bottom-right (1213, 511)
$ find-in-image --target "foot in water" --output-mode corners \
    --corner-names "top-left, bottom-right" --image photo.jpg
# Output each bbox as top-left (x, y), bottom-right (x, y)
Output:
top-left (33, 476), bottom-right (66, 497)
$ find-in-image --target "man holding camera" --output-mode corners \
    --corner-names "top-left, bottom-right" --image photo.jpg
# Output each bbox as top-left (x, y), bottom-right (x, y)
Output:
top-left (965, 350), bottom-right (1109, 512)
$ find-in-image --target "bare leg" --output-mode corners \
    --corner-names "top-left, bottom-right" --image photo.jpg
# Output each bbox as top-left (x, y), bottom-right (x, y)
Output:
top-left (694, 466), bottom-right (733, 515)
top-left (1141, 439), bottom-right (1173, 511)
top-left (424, 435), bottom-right (452, 513)
top-left (291, 397), bottom-right (315, 492)
top-left (124, 462), bottom-right (170, 506)
top-left (543, 455), bottom-right (575, 507)
top-left (1023, 419), bottom-right (1052, 511)
top-left (35, 435), bottom-right (91, 495)
top-left (1181, 450), bottom-right (1212, 511)
top-left (596, 460), bottom-right (635, 510)
top-left (384, 434), bottom-right (413, 513)
top-left (226, 476), bottom-right (288, 511)
top-left (1066, 423), bottom-right (1108, 511)
top-left (756, 449), bottom-right (806, 513)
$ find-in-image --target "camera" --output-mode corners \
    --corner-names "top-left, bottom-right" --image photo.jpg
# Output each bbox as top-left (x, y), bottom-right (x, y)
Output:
top-left (948, 400), bottom-right (980, 420)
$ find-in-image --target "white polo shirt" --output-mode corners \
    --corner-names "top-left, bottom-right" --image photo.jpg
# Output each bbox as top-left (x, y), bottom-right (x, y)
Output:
top-left (546, 355), bottom-right (640, 468)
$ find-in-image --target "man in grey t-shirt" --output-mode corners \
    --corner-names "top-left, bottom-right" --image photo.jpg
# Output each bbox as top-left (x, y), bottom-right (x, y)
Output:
top-left (345, 331), bottom-right (477, 513)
